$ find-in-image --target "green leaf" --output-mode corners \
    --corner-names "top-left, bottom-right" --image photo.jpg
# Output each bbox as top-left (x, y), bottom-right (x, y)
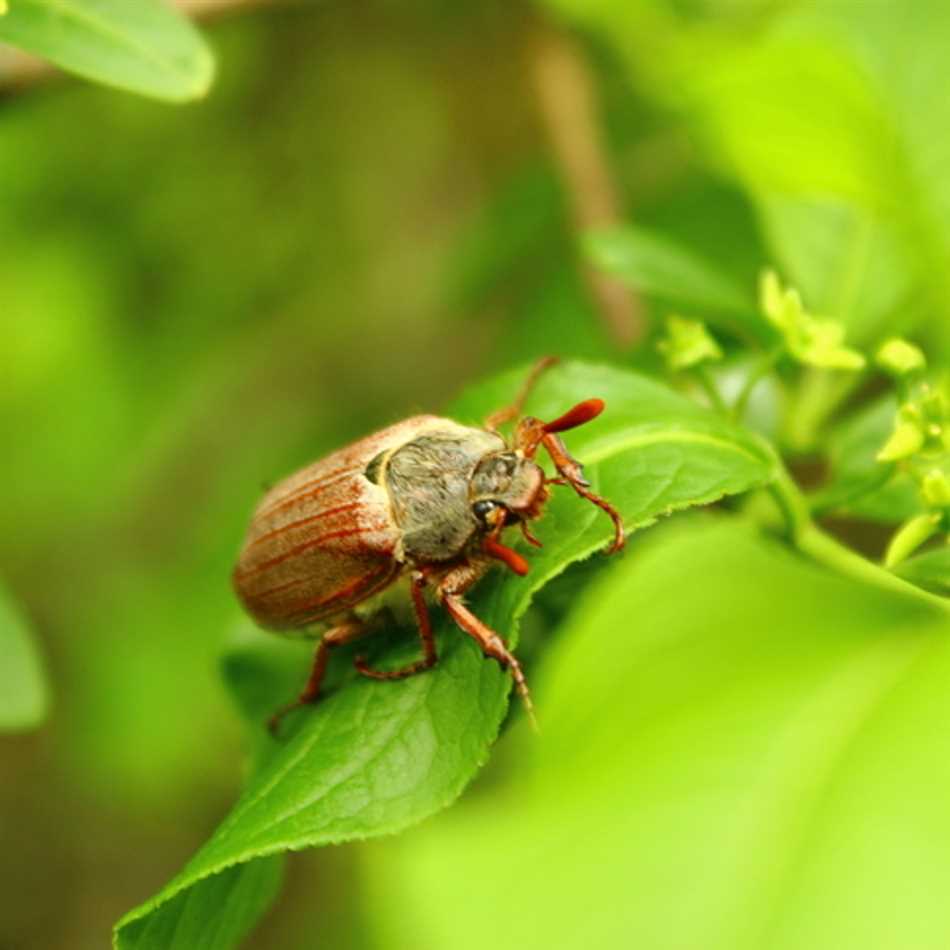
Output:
top-left (884, 513), bottom-right (942, 569)
top-left (583, 225), bottom-right (761, 336)
top-left (365, 518), bottom-right (950, 950)
top-left (0, 582), bottom-right (48, 731)
top-left (896, 545), bottom-right (950, 595)
top-left (0, 0), bottom-right (214, 102)
top-left (114, 360), bottom-right (777, 949)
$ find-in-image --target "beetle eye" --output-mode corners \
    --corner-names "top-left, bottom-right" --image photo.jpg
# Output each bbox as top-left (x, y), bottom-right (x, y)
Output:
top-left (472, 499), bottom-right (500, 526)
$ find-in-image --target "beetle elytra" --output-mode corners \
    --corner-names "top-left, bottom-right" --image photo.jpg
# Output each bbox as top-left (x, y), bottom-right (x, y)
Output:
top-left (233, 357), bottom-right (624, 733)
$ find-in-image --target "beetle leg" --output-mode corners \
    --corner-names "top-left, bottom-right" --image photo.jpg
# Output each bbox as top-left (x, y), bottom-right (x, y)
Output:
top-left (354, 573), bottom-right (438, 680)
top-left (434, 562), bottom-right (537, 730)
top-left (539, 430), bottom-right (625, 553)
top-left (484, 356), bottom-right (559, 431)
top-left (519, 520), bottom-right (543, 548)
top-left (516, 409), bottom-right (625, 553)
top-left (268, 618), bottom-right (367, 735)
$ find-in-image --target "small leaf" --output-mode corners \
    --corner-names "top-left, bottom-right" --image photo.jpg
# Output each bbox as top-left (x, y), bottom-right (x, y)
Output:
top-left (895, 545), bottom-right (950, 595)
top-left (583, 226), bottom-right (758, 330)
top-left (658, 315), bottom-right (723, 371)
top-left (921, 469), bottom-right (950, 508)
top-left (0, 582), bottom-right (48, 731)
top-left (114, 360), bottom-right (777, 949)
top-left (0, 0), bottom-right (215, 102)
top-left (877, 412), bottom-right (925, 462)
top-left (884, 512), bottom-right (942, 569)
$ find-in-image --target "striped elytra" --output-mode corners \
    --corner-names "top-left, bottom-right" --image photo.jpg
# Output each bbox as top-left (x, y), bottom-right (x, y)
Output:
top-left (232, 415), bottom-right (501, 630)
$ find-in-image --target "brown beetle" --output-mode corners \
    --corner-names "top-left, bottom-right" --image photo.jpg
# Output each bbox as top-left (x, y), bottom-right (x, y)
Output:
top-left (233, 358), bottom-right (624, 732)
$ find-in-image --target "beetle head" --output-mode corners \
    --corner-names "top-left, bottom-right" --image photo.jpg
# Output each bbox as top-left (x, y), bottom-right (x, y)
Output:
top-left (470, 451), bottom-right (546, 526)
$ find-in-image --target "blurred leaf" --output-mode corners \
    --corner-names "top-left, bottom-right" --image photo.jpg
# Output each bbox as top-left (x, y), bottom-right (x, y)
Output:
top-left (896, 545), bottom-right (950, 596)
top-left (585, 225), bottom-right (758, 328)
top-left (115, 856), bottom-right (283, 950)
top-left (114, 360), bottom-right (777, 949)
top-left (813, 394), bottom-right (921, 523)
top-left (681, 28), bottom-right (916, 346)
top-left (691, 3), bottom-right (950, 353)
top-left (0, 0), bottom-right (214, 101)
top-left (0, 583), bottom-right (48, 731)
top-left (553, 1), bottom-right (950, 353)
top-left (366, 517), bottom-right (950, 950)
top-left (758, 196), bottom-right (912, 345)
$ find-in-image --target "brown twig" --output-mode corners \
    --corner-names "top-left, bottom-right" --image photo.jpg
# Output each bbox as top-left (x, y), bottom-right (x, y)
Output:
top-left (527, 20), bottom-right (645, 349)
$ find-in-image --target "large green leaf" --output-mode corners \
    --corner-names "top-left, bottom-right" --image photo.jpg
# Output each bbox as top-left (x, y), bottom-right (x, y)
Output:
top-left (114, 360), bottom-right (776, 949)
top-left (0, 0), bottom-right (214, 101)
top-left (366, 517), bottom-right (950, 950)
top-left (0, 582), bottom-right (48, 731)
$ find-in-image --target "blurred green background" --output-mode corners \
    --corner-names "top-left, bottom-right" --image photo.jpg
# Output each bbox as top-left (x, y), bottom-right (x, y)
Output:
top-left (5, 1), bottom-right (950, 948)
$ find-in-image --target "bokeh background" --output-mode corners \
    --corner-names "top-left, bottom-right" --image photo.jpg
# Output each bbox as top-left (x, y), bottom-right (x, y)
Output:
top-left (4, 1), bottom-right (950, 948)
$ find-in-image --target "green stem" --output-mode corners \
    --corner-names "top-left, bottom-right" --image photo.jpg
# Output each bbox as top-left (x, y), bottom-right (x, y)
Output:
top-left (766, 457), bottom-right (950, 614)
top-left (695, 365), bottom-right (729, 414)
top-left (783, 369), bottom-right (862, 452)
top-left (732, 347), bottom-right (781, 422)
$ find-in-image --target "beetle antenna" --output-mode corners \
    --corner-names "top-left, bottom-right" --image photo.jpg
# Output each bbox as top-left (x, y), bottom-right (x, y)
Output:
top-left (484, 356), bottom-right (560, 431)
top-left (541, 398), bottom-right (604, 434)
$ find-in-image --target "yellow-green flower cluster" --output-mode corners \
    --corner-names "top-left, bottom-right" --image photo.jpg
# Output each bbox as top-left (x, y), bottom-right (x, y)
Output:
top-left (759, 270), bottom-right (866, 371)
top-left (878, 381), bottom-right (950, 463)
top-left (876, 354), bottom-right (950, 516)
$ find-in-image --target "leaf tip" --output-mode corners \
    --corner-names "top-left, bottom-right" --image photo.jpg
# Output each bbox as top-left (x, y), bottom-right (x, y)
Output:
top-left (170, 42), bottom-right (216, 102)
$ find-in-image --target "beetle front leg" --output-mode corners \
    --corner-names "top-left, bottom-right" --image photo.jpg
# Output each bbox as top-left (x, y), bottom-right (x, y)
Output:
top-left (269, 618), bottom-right (368, 735)
top-left (542, 430), bottom-right (625, 553)
top-left (438, 567), bottom-right (537, 730)
top-left (354, 572), bottom-right (438, 681)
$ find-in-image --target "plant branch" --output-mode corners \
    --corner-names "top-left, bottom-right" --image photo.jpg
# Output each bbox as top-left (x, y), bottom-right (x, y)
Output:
top-left (527, 19), bottom-right (645, 350)
top-left (695, 365), bottom-right (729, 414)
top-left (733, 346), bottom-right (782, 421)
top-left (766, 457), bottom-right (950, 613)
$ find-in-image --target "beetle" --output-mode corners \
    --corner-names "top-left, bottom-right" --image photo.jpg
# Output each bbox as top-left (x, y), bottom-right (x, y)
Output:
top-left (233, 357), bottom-right (625, 733)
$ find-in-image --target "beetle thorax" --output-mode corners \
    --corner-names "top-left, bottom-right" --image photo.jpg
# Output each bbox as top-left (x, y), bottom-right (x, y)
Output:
top-left (384, 425), bottom-right (507, 563)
